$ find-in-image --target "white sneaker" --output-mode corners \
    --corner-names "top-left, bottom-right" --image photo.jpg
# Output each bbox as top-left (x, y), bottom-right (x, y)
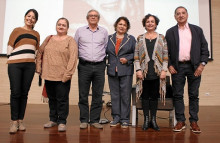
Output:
top-left (44, 121), bottom-right (57, 128)
top-left (9, 121), bottom-right (18, 134)
top-left (18, 120), bottom-right (26, 131)
top-left (58, 124), bottom-right (66, 132)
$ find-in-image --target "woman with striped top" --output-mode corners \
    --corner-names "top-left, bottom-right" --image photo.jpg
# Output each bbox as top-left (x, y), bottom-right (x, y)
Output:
top-left (7, 9), bottom-right (40, 134)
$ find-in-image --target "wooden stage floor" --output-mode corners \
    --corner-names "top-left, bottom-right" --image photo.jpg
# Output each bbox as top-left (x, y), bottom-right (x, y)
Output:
top-left (0, 104), bottom-right (220, 143)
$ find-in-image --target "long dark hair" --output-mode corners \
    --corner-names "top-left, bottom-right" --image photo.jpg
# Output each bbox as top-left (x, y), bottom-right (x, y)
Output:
top-left (25, 9), bottom-right (39, 29)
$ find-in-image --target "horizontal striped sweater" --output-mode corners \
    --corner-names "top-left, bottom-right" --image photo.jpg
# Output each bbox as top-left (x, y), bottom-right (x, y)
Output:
top-left (7, 27), bottom-right (40, 64)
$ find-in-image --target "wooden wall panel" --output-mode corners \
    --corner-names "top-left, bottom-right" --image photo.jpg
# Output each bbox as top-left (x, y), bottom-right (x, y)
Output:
top-left (0, 0), bottom-right (219, 105)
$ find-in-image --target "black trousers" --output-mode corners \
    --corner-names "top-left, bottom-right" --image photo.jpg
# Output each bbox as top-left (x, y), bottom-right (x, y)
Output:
top-left (172, 63), bottom-right (201, 122)
top-left (141, 78), bottom-right (160, 101)
top-left (78, 61), bottom-right (105, 123)
top-left (8, 62), bottom-right (35, 121)
top-left (141, 78), bottom-right (159, 118)
top-left (108, 74), bottom-right (133, 123)
top-left (45, 80), bottom-right (71, 124)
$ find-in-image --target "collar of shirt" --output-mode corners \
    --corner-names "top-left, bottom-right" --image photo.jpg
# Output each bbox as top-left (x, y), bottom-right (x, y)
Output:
top-left (178, 22), bottom-right (190, 30)
top-left (86, 25), bottom-right (99, 32)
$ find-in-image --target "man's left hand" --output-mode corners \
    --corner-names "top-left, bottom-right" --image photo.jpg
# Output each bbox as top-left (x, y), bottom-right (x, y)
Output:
top-left (194, 64), bottom-right (205, 77)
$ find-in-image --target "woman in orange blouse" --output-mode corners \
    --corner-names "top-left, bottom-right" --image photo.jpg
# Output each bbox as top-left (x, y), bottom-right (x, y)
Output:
top-left (106, 17), bottom-right (136, 128)
top-left (36, 18), bottom-right (78, 132)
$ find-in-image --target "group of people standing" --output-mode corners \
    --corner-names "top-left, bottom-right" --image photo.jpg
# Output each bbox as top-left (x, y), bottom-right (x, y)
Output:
top-left (7, 6), bottom-right (209, 134)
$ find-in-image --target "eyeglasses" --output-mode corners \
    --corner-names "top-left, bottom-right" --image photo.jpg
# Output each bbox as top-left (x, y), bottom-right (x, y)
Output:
top-left (88, 15), bottom-right (99, 18)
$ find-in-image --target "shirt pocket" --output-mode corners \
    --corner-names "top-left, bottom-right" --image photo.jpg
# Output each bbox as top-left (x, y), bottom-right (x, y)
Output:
top-left (93, 33), bottom-right (105, 45)
top-left (80, 33), bottom-right (92, 44)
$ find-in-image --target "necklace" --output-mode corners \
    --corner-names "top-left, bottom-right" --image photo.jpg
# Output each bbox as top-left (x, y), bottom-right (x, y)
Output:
top-left (146, 32), bottom-right (156, 42)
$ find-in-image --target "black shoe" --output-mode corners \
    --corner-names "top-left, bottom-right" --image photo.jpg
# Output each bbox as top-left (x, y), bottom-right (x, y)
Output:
top-left (150, 116), bottom-right (160, 131)
top-left (142, 116), bottom-right (149, 130)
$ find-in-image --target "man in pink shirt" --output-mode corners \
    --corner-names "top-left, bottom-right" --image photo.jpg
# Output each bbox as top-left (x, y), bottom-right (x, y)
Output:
top-left (165, 6), bottom-right (209, 133)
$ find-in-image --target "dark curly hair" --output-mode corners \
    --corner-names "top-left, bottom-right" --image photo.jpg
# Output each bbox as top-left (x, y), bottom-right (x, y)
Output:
top-left (114, 16), bottom-right (130, 32)
top-left (142, 14), bottom-right (160, 30)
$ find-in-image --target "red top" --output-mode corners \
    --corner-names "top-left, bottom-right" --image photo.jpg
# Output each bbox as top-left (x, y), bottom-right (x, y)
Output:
top-left (115, 38), bottom-right (122, 55)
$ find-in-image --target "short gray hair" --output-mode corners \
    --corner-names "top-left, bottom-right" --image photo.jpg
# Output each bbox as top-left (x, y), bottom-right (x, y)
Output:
top-left (174, 6), bottom-right (188, 15)
top-left (86, 9), bottom-right (100, 19)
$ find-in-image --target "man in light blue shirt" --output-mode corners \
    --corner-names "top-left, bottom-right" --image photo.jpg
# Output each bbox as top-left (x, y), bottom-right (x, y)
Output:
top-left (74, 9), bottom-right (108, 129)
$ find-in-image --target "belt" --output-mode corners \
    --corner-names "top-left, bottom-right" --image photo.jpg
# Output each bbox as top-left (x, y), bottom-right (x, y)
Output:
top-left (178, 61), bottom-right (191, 64)
top-left (79, 58), bottom-right (104, 65)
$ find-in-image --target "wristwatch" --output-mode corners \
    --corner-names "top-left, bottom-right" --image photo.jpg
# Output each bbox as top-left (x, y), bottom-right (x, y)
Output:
top-left (201, 62), bottom-right (206, 66)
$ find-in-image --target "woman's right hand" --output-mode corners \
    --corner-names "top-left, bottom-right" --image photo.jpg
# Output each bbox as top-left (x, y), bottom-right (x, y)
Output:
top-left (35, 68), bottom-right (41, 75)
top-left (35, 71), bottom-right (41, 74)
top-left (136, 70), bottom-right (143, 80)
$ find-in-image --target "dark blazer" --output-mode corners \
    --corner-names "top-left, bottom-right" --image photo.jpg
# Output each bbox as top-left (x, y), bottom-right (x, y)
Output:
top-left (165, 23), bottom-right (209, 71)
top-left (106, 33), bottom-right (136, 76)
